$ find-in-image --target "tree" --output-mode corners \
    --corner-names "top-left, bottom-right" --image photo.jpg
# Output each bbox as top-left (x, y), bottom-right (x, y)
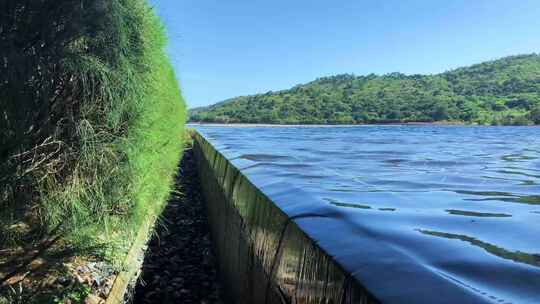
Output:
top-left (530, 105), bottom-right (540, 124)
top-left (188, 54), bottom-right (540, 125)
top-left (430, 104), bottom-right (450, 121)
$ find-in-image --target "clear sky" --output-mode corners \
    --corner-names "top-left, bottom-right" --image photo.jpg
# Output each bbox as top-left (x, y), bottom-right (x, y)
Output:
top-left (149, 0), bottom-right (540, 108)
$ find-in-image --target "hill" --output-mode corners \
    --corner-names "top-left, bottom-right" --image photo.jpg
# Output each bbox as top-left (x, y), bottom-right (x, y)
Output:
top-left (189, 54), bottom-right (540, 125)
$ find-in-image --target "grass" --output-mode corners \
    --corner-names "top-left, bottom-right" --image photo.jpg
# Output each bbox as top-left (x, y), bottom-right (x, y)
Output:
top-left (1, 0), bottom-right (186, 302)
top-left (36, 0), bottom-right (187, 265)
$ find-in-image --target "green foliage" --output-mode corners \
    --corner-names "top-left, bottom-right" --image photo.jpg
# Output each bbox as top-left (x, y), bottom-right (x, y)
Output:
top-left (530, 105), bottom-right (540, 124)
top-left (52, 283), bottom-right (91, 304)
top-left (1, 0), bottom-right (186, 263)
top-left (190, 54), bottom-right (540, 125)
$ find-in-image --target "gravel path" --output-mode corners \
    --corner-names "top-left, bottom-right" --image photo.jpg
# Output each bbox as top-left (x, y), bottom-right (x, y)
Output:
top-left (133, 147), bottom-right (225, 304)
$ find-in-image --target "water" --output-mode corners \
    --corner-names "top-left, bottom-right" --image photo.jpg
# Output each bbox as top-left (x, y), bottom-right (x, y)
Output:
top-left (192, 125), bottom-right (540, 304)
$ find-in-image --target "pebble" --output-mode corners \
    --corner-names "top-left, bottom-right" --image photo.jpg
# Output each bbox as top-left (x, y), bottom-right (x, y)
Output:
top-left (133, 148), bottom-right (224, 304)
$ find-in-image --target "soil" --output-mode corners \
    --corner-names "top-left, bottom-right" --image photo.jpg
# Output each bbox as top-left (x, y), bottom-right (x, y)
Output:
top-left (133, 147), bottom-right (225, 304)
top-left (0, 239), bottom-right (115, 304)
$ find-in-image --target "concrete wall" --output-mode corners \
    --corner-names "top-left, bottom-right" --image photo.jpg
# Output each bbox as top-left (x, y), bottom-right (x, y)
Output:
top-left (193, 132), bottom-right (379, 304)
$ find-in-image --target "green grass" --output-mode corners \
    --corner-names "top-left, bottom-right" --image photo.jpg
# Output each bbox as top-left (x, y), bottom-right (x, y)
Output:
top-left (1, 0), bottom-right (186, 272)
top-left (40, 1), bottom-right (187, 264)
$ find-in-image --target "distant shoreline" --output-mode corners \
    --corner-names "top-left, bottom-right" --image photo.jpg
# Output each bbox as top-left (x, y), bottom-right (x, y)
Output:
top-left (187, 121), bottom-right (539, 127)
top-left (188, 121), bottom-right (455, 127)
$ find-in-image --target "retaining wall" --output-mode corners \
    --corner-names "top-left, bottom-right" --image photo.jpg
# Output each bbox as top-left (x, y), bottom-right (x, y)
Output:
top-left (192, 132), bottom-right (379, 304)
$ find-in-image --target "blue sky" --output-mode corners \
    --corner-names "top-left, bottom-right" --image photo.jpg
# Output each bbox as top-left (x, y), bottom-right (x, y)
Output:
top-left (150, 0), bottom-right (540, 108)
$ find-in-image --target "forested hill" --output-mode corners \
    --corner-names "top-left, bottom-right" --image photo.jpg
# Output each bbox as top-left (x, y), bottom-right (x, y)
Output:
top-left (189, 54), bottom-right (540, 125)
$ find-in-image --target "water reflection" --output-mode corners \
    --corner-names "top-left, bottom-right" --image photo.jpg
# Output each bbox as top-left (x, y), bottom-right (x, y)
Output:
top-left (496, 169), bottom-right (540, 178)
top-left (453, 190), bottom-right (540, 205)
top-left (501, 154), bottom-right (538, 162)
top-left (332, 202), bottom-right (373, 209)
top-left (325, 198), bottom-right (372, 209)
top-left (445, 209), bottom-right (512, 218)
top-left (238, 153), bottom-right (292, 161)
top-left (464, 196), bottom-right (540, 205)
top-left (418, 229), bottom-right (540, 268)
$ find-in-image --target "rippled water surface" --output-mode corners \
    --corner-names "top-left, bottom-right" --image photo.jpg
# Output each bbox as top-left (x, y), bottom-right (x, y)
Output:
top-left (193, 125), bottom-right (540, 303)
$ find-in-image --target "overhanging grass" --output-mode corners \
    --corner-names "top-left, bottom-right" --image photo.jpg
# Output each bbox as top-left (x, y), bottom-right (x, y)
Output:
top-left (1, 0), bottom-right (186, 271)
top-left (42, 1), bottom-right (187, 264)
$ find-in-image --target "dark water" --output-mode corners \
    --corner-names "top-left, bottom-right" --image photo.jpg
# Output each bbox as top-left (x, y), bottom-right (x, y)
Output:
top-left (193, 125), bottom-right (540, 304)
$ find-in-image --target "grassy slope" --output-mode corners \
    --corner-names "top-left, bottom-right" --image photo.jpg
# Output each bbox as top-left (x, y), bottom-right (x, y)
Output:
top-left (1, 0), bottom-right (186, 273)
top-left (44, 1), bottom-right (187, 263)
top-left (190, 54), bottom-right (540, 125)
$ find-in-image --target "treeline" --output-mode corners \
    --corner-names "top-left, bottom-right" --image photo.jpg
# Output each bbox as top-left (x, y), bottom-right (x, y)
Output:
top-left (190, 54), bottom-right (540, 125)
top-left (1, 0), bottom-right (186, 269)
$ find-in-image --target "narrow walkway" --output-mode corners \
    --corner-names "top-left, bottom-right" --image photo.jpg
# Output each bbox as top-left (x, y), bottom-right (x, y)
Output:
top-left (133, 147), bottom-right (224, 304)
